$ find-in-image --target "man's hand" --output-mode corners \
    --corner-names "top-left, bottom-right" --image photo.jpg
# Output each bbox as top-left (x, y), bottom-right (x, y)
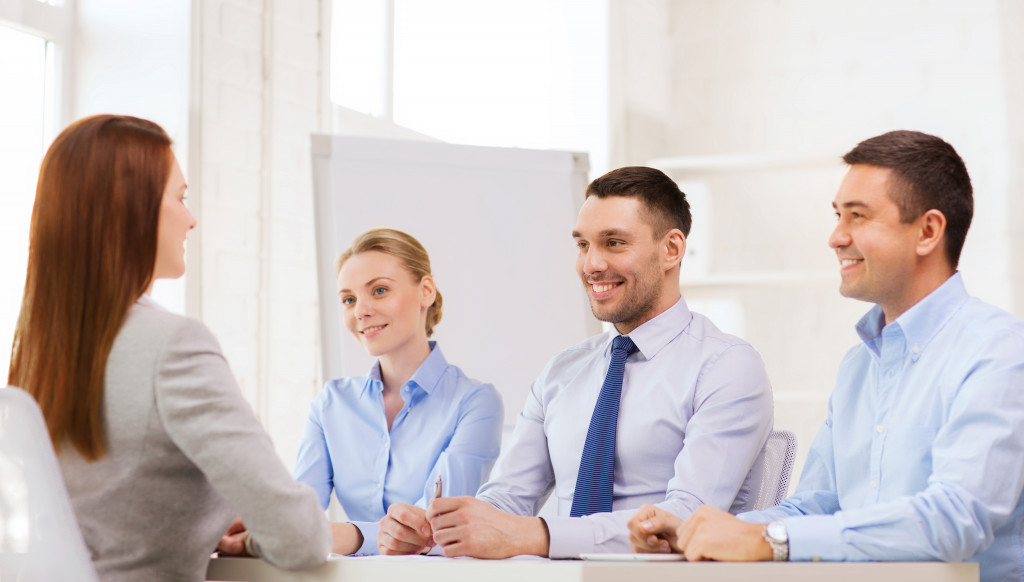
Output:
top-left (216, 517), bottom-right (252, 556)
top-left (628, 504), bottom-right (684, 553)
top-left (378, 503), bottom-right (434, 555)
top-left (675, 506), bottom-right (772, 561)
top-left (426, 496), bottom-right (549, 559)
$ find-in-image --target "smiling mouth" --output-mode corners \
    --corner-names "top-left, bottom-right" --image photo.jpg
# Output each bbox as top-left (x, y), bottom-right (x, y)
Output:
top-left (360, 324), bottom-right (387, 335)
top-left (588, 281), bottom-right (622, 297)
top-left (839, 259), bottom-right (862, 268)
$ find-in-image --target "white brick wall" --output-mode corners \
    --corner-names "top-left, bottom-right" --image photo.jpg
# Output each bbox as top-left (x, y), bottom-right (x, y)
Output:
top-left (194, 0), bottom-right (327, 468)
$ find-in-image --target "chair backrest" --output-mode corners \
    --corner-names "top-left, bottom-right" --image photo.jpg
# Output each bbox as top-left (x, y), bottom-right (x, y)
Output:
top-left (752, 429), bottom-right (798, 511)
top-left (0, 386), bottom-right (98, 582)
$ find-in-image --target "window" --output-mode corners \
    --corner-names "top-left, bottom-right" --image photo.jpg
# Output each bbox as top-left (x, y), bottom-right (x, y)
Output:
top-left (0, 25), bottom-right (51, 376)
top-left (331, 0), bottom-right (609, 174)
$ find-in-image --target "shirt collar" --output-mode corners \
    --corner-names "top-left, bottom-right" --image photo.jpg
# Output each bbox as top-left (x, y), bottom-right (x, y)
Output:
top-left (603, 296), bottom-right (692, 361)
top-left (854, 272), bottom-right (969, 361)
top-left (362, 340), bottom-right (447, 396)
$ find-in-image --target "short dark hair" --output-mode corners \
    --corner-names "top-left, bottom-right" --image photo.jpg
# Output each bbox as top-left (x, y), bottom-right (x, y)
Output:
top-left (585, 166), bottom-right (692, 237)
top-left (842, 130), bottom-right (973, 268)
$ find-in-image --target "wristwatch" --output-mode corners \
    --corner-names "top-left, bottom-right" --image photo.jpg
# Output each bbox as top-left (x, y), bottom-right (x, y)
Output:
top-left (762, 520), bottom-right (789, 561)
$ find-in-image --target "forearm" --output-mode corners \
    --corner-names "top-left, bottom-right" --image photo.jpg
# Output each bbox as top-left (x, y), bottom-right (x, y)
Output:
top-left (331, 522), bottom-right (365, 555)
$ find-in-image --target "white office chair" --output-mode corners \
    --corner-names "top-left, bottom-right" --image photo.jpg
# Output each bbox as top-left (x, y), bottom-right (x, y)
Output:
top-left (752, 429), bottom-right (798, 511)
top-left (0, 386), bottom-right (98, 582)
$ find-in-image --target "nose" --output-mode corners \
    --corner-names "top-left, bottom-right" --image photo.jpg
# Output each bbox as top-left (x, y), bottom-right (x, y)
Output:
top-left (581, 246), bottom-right (607, 276)
top-left (354, 297), bottom-right (374, 319)
top-left (187, 208), bottom-right (197, 230)
top-left (828, 220), bottom-right (849, 250)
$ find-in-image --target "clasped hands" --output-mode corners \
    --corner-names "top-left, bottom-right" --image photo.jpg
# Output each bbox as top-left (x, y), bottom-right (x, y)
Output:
top-left (626, 504), bottom-right (772, 561)
top-left (377, 497), bottom-right (548, 558)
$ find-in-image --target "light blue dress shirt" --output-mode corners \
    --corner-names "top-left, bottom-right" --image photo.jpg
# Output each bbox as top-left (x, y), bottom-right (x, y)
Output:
top-left (741, 273), bottom-right (1024, 582)
top-left (293, 342), bottom-right (503, 555)
top-left (477, 297), bottom-right (774, 558)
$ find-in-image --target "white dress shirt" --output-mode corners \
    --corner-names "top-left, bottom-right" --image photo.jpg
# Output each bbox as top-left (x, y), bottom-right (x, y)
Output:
top-left (477, 297), bottom-right (774, 557)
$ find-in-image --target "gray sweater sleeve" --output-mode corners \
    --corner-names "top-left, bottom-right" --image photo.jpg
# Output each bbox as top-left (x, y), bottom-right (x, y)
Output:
top-left (154, 317), bottom-right (330, 569)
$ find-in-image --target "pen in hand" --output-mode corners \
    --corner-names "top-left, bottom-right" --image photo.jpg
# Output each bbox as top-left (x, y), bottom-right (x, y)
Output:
top-left (433, 474), bottom-right (443, 500)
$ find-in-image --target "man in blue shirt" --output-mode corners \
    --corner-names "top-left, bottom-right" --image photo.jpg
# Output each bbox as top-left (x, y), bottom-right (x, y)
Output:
top-left (376, 166), bottom-right (774, 558)
top-left (628, 131), bottom-right (1024, 582)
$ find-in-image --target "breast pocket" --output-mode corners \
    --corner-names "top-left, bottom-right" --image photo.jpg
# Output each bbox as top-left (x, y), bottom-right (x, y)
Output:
top-left (880, 426), bottom-right (939, 496)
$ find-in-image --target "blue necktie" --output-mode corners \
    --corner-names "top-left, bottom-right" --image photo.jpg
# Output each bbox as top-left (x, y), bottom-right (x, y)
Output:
top-left (570, 335), bottom-right (637, 517)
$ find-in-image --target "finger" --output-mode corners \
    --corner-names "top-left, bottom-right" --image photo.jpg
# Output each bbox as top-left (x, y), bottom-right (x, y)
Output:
top-left (380, 516), bottom-right (431, 547)
top-left (224, 517), bottom-right (245, 535)
top-left (378, 532), bottom-right (431, 555)
top-left (390, 504), bottom-right (430, 531)
top-left (428, 508), bottom-right (465, 532)
top-left (431, 524), bottom-right (463, 547)
top-left (384, 510), bottom-right (432, 541)
top-left (426, 496), bottom-right (467, 520)
top-left (675, 516), bottom-right (698, 551)
top-left (217, 534), bottom-right (244, 555)
top-left (439, 540), bottom-right (472, 558)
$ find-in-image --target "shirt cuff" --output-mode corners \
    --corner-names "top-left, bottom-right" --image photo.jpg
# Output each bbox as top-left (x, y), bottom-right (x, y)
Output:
top-left (350, 521), bottom-right (380, 556)
top-left (543, 516), bottom-right (593, 558)
top-left (785, 515), bottom-right (844, 562)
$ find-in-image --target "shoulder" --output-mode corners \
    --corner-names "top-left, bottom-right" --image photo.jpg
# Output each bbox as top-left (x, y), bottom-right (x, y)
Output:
top-left (314, 375), bottom-right (369, 408)
top-left (438, 362), bottom-right (502, 408)
top-left (112, 300), bottom-right (221, 364)
top-left (675, 311), bottom-right (767, 371)
top-left (940, 297), bottom-right (1024, 361)
top-left (537, 332), bottom-right (611, 376)
top-left (682, 311), bottom-right (756, 352)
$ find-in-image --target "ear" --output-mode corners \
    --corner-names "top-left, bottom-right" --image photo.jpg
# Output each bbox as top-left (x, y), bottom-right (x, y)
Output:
top-left (662, 228), bottom-right (687, 270)
top-left (915, 209), bottom-right (946, 259)
top-left (419, 275), bottom-right (437, 309)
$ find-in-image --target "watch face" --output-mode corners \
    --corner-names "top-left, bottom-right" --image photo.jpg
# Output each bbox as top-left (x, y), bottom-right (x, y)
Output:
top-left (767, 521), bottom-right (788, 543)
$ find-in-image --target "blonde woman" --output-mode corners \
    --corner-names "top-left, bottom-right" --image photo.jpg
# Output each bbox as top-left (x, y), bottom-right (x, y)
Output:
top-left (8, 115), bottom-right (330, 581)
top-left (294, 228), bottom-right (503, 555)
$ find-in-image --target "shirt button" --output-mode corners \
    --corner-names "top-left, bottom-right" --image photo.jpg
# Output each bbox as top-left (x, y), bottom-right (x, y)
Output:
top-left (871, 480), bottom-right (878, 488)
top-left (912, 346), bottom-right (919, 354)
top-left (887, 370), bottom-right (895, 378)
top-left (876, 425), bottom-right (885, 433)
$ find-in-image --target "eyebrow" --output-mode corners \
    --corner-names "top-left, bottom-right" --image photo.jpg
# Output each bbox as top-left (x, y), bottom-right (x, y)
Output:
top-left (338, 276), bottom-right (395, 295)
top-left (572, 229), bottom-right (627, 239)
top-left (833, 200), bottom-right (870, 210)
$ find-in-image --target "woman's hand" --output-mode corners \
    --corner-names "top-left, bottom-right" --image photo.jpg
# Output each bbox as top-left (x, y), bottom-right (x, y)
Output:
top-left (216, 517), bottom-right (253, 556)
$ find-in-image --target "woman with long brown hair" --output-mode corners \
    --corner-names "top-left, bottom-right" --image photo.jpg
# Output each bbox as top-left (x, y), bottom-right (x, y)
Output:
top-left (8, 114), bottom-right (330, 581)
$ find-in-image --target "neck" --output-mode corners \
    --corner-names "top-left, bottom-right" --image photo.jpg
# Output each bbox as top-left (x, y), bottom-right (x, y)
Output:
top-left (882, 265), bottom-right (955, 325)
top-left (378, 337), bottom-right (432, 394)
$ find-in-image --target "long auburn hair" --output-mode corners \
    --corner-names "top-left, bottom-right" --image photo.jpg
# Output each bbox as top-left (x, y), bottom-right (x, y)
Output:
top-left (8, 114), bottom-right (172, 460)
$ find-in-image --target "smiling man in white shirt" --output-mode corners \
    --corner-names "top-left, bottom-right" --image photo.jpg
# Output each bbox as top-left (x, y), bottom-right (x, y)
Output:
top-left (628, 131), bottom-right (1024, 582)
top-left (376, 166), bottom-right (774, 559)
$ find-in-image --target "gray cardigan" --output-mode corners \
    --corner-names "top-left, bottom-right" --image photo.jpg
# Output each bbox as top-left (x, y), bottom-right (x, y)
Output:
top-left (59, 296), bottom-right (330, 581)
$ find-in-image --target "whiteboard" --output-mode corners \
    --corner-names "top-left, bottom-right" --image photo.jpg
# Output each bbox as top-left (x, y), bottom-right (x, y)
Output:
top-left (311, 135), bottom-right (600, 425)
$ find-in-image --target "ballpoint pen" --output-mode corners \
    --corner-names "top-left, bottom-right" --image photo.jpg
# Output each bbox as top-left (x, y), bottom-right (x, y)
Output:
top-left (433, 474), bottom-right (443, 499)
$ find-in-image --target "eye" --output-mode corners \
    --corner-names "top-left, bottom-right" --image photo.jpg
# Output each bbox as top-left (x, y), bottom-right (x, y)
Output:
top-left (607, 240), bottom-right (621, 247)
top-left (576, 240), bottom-right (589, 250)
top-left (340, 296), bottom-right (355, 306)
top-left (372, 286), bottom-right (387, 296)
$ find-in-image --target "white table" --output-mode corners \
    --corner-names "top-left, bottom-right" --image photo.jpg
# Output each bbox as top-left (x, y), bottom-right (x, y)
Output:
top-left (208, 555), bottom-right (978, 582)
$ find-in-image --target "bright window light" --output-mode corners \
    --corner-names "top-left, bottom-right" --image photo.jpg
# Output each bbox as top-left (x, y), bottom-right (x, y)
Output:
top-left (392, 0), bottom-right (607, 161)
top-left (332, 0), bottom-right (389, 116)
top-left (0, 26), bottom-right (49, 376)
top-left (330, 0), bottom-right (608, 172)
